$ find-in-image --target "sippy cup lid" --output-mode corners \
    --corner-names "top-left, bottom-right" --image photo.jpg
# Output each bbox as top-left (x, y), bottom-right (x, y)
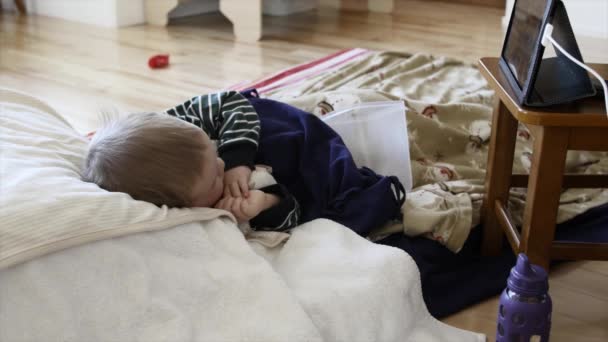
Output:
top-left (507, 254), bottom-right (549, 297)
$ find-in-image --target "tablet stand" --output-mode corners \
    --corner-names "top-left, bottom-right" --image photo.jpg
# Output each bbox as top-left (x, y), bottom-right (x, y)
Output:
top-left (529, 0), bottom-right (595, 105)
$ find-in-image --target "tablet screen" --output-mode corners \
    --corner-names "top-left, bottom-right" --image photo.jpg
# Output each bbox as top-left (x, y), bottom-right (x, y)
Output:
top-left (503, 0), bottom-right (549, 88)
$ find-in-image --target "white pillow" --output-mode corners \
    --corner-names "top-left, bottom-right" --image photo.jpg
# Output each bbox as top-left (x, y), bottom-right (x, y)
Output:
top-left (0, 88), bottom-right (231, 269)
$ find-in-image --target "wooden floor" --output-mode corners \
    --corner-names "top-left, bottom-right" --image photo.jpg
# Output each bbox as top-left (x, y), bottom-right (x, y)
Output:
top-left (1, 1), bottom-right (607, 340)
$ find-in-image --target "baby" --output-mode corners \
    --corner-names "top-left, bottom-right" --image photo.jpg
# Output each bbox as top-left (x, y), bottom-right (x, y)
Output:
top-left (82, 91), bottom-right (299, 232)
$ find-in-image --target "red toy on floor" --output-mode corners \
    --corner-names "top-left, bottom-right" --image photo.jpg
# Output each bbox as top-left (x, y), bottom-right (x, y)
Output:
top-left (148, 54), bottom-right (170, 69)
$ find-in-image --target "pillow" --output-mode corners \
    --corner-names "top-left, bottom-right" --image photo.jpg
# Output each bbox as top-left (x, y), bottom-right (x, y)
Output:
top-left (0, 88), bottom-right (232, 269)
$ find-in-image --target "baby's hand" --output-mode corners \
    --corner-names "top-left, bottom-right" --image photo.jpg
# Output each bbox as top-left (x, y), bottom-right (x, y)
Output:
top-left (224, 166), bottom-right (252, 198)
top-left (214, 190), bottom-right (278, 223)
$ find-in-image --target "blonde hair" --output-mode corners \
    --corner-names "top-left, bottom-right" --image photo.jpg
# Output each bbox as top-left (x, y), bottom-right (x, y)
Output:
top-left (82, 112), bottom-right (207, 208)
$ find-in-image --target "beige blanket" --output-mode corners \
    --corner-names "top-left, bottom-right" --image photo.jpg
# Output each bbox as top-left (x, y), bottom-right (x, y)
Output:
top-left (266, 52), bottom-right (608, 252)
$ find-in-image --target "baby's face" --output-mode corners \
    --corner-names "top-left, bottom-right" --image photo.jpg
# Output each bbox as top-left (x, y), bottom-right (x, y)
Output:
top-left (191, 133), bottom-right (225, 207)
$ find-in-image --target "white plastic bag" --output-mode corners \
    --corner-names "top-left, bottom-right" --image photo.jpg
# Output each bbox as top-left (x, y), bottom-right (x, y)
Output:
top-left (322, 101), bottom-right (413, 191)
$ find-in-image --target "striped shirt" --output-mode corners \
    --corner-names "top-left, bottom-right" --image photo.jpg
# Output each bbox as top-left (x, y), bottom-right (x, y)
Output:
top-left (165, 91), bottom-right (299, 230)
top-left (165, 91), bottom-right (260, 170)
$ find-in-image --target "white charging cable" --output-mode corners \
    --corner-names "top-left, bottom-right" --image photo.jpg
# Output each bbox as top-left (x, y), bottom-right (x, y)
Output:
top-left (542, 23), bottom-right (608, 117)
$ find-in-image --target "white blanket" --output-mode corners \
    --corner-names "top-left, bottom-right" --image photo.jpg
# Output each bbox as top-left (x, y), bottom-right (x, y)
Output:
top-left (0, 218), bottom-right (484, 342)
top-left (0, 88), bottom-right (484, 341)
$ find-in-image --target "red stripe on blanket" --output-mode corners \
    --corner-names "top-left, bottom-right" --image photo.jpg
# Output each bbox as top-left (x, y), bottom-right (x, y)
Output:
top-left (230, 48), bottom-right (371, 93)
top-left (242, 49), bottom-right (355, 90)
top-left (256, 48), bottom-right (370, 94)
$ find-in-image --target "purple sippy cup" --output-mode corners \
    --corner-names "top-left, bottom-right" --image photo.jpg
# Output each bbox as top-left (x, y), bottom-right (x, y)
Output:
top-left (496, 253), bottom-right (552, 342)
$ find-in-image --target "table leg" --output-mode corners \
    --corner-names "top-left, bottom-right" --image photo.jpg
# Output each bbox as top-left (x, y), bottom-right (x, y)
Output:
top-left (144, 0), bottom-right (177, 26)
top-left (520, 126), bottom-right (569, 271)
top-left (220, 0), bottom-right (262, 42)
top-left (482, 99), bottom-right (518, 256)
top-left (14, 0), bottom-right (26, 14)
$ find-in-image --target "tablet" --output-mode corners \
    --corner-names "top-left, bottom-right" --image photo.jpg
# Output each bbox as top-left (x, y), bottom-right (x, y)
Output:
top-left (499, 0), bottom-right (595, 107)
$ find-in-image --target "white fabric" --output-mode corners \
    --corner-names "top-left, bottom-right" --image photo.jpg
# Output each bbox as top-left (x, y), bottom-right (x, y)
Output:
top-left (254, 220), bottom-right (484, 342)
top-left (0, 88), bottom-right (485, 341)
top-left (0, 220), bottom-right (321, 342)
top-left (1, 218), bottom-right (484, 342)
top-left (0, 88), bottom-right (230, 269)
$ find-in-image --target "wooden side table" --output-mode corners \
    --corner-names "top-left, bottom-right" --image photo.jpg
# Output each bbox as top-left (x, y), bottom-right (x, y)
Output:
top-left (479, 57), bottom-right (608, 271)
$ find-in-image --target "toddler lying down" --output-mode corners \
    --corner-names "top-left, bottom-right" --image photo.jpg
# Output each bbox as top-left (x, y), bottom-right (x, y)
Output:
top-left (82, 91), bottom-right (298, 246)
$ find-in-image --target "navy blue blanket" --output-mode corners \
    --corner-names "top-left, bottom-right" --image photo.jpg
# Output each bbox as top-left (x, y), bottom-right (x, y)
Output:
top-left (378, 203), bottom-right (608, 318)
top-left (377, 228), bottom-right (515, 318)
top-left (245, 91), bottom-right (405, 236)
